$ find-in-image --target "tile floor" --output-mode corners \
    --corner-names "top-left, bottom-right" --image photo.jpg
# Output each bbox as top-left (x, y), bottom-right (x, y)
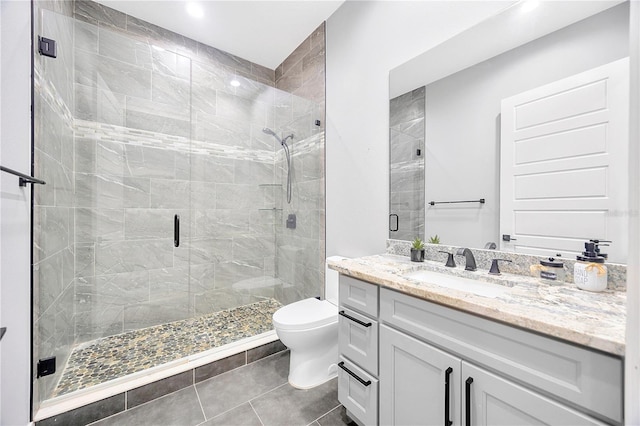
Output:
top-left (89, 351), bottom-right (354, 426)
top-left (55, 299), bottom-right (282, 396)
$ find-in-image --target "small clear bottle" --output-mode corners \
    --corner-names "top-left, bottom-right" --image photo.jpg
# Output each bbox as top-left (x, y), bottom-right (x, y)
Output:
top-left (538, 258), bottom-right (565, 285)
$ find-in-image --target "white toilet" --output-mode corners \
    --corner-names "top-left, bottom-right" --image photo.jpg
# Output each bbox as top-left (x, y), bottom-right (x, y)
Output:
top-left (272, 257), bottom-right (342, 389)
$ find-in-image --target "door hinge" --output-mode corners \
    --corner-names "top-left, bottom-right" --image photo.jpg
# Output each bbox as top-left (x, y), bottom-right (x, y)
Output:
top-left (37, 356), bottom-right (56, 378)
top-left (38, 36), bottom-right (57, 58)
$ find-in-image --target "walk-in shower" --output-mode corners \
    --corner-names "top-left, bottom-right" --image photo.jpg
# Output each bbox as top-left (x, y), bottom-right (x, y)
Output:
top-left (32, 0), bottom-right (325, 417)
top-left (263, 127), bottom-right (294, 204)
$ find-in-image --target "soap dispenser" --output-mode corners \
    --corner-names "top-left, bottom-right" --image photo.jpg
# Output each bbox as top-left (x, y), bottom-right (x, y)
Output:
top-left (574, 240), bottom-right (608, 292)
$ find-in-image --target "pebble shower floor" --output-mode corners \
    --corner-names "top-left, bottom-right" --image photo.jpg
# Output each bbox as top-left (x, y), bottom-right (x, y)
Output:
top-left (52, 299), bottom-right (282, 397)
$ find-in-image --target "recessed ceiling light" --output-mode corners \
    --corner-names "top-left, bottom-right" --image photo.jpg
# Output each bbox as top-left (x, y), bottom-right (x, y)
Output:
top-left (186, 2), bottom-right (204, 19)
top-left (230, 79), bottom-right (241, 87)
top-left (520, 0), bottom-right (540, 14)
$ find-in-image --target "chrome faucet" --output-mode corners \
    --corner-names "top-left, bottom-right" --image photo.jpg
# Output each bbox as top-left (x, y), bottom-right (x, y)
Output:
top-left (456, 248), bottom-right (477, 271)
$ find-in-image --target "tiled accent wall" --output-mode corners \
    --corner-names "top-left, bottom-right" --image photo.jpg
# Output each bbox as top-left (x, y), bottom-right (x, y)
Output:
top-left (32, 0), bottom-right (326, 406)
top-left (274, 24), bottom-right (326, 303)
top-left (389, 87), bottom-right (425, 242)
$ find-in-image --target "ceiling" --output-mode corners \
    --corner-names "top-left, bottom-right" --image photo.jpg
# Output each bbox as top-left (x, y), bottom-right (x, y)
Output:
top-left (95, 0), bottom-right (344, 70)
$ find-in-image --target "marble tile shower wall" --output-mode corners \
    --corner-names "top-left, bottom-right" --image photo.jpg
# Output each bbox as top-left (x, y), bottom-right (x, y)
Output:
top-left (32, 1), bottom-right (77, 408)
top-left (69, 1), bottom-right (284, 342)
top-left (274, 23), bottom-right (326, 303)
top-left (389, 87), bottom-right (425, 242)
top-left (31, 0), bottom-right (325, 405)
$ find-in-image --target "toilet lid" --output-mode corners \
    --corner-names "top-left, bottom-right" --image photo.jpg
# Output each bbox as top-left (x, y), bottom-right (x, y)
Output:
top-left (273, 298), bottom-right (337, 331)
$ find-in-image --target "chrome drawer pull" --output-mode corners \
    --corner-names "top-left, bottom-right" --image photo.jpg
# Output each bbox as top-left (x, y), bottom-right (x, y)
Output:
top-left (338, 361), bottom-right (371, 387)
top-left (339, 310), bottom-right (372, 327)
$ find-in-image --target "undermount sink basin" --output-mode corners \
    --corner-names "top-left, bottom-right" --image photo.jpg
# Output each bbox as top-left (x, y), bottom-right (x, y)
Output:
top-left (403, 269), bottom-right (508, 298)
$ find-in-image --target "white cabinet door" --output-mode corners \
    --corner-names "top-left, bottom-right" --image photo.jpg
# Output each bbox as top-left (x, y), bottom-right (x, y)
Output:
top-left (500, 58), bottom-right (629, 262)
top-left (462, 362), bottom-right (607, 426)
top-left (380, 325), bottom-right (462, 426)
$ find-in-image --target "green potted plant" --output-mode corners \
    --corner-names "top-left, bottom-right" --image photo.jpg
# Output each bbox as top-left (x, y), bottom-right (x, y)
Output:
top-left (428, 234), bottom-right (440, 244)
top-left (410, 237), bottom-right (425, 262)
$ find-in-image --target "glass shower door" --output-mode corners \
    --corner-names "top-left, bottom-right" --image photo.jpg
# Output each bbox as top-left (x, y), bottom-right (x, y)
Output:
top-left (72, 25), bottom-right (194, 340)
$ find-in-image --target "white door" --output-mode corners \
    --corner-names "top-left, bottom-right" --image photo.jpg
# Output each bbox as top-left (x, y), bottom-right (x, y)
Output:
top-left (500, 58), bottom-right (629, 263)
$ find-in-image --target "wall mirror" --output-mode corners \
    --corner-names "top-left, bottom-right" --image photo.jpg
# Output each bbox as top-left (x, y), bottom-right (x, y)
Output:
top-left (389, 0), bottom-right (630, 264)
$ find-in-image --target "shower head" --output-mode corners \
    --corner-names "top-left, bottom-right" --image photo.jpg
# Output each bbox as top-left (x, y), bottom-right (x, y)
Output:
top-left (262, 127), bottom-right (277, 137)
top-left (262, 128), bottom-right (294, 147)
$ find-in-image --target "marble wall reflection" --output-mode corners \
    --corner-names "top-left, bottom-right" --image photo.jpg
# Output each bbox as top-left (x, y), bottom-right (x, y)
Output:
top-left (389, 87), bottom-right (425, 241)
top-left (33, 0), bottom-right (326, 404)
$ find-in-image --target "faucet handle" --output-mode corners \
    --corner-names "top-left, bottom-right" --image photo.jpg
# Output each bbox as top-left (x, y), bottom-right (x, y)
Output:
top-left (438, 251), bottom-right (456, 268)
top-left (489, 258), bottom-right (512, 275)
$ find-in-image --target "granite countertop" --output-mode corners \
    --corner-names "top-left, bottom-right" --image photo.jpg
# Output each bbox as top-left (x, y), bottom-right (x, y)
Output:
top-left (328, 254), bottom-right (626, 356)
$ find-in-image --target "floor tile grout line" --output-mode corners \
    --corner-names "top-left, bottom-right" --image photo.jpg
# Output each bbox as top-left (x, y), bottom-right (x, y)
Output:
top-left (308, 403), bottom-right (343, 426)
top-left (193, 383), bottom-right (208, 423)
top-left (248, 400), bottom-right (266, 426)
top-left (196, 349), bottom-right (289, 388)
top-left (197, 378), bottom-right (288, 423)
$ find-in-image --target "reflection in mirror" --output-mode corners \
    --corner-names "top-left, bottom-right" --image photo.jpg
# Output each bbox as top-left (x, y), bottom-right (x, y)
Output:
top-left (389, 87), bottom-right (425, 241)
top-left (388, 1), bottom-right (630, 264)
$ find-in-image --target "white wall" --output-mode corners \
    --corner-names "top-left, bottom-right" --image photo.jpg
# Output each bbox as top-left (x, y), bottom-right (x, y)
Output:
top-left (626, 1), bottom-right (640, 423)
top-left (1, 1), bottom-right (34, 425)
top-left (325, 1), bottom-right (509, 258)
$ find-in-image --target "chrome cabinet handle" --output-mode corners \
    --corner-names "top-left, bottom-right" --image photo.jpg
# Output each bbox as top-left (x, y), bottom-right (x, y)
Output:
top-left (339, 310), bottom-right (372, 327)
top-left (338, 361), bottom-right (371, 387)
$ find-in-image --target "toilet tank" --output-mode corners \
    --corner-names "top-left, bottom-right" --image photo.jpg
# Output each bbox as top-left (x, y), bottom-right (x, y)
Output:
top-left (325, 256), bottom-right (348, 305)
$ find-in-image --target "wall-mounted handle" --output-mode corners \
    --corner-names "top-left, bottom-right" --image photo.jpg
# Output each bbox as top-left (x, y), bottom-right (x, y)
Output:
top-left (174, 214), bottom-right (180, 247)
top-left (1, 165), bottom-right (46, 187)
top-left (339, 310), bottom-right (372, 327)
top-left (444, 367), bottom-right (453, 426)
top-left (338, 361), bottom-right (371, 387)
top-left (465, 377), bottom-right (474, 426)
top-left (389, 214), bottom-right (399, 232)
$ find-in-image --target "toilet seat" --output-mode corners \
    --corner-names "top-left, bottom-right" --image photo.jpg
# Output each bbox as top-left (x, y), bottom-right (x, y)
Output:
top-left (272, 298), bottom-right (337, 331)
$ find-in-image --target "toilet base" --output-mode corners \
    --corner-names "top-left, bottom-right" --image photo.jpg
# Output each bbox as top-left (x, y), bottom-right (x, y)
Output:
top-left (287, 346), bottom-right (338, 389)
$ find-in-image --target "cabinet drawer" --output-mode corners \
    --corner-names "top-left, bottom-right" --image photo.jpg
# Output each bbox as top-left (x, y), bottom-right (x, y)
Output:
top-left (339, 275), bottom-right (378, 317)
top-left (338, 356), bottom-right (378, 426)
top-left (339, 308), bottom-right (378, 375)
top-left (380, 288), bottom-right (623, 424)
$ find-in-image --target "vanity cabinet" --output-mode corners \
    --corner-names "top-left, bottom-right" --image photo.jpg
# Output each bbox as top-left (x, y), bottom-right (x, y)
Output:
top-left (380, 325), bottom-right (606, 425)
top-left (338, 276), bottom-right (379, 425)
top-left (379, 287), bottom-right (623, 425)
